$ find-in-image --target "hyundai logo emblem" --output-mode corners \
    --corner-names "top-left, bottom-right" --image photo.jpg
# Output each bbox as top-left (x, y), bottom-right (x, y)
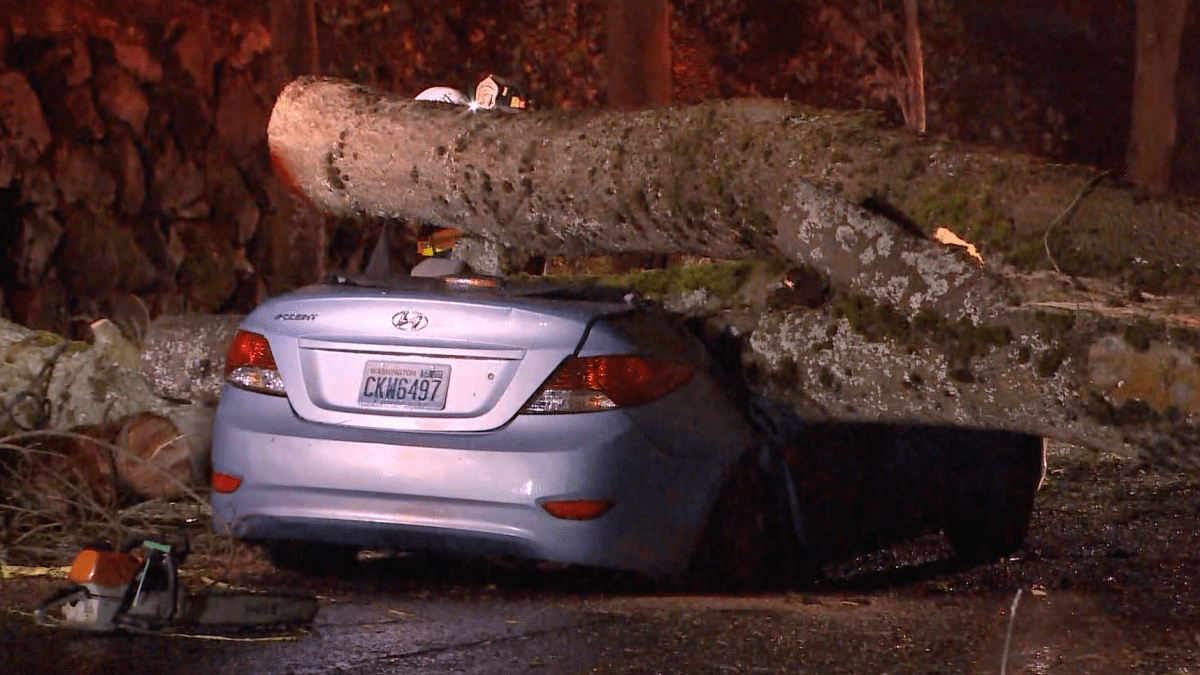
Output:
top-left (392, 311), bottom-right (429, 331)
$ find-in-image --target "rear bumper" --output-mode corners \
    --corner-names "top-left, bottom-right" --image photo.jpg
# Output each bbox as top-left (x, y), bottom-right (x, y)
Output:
top-left (210, 386), bottom-right (733, 577)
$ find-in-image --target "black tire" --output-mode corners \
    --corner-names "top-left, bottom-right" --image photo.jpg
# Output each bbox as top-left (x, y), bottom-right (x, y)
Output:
top-left (943, 433), bottom-right (1045, 563)
top-left (688, 453), bottom-right (798, 591)
top-left (265, 540), bottom-right (360, 576)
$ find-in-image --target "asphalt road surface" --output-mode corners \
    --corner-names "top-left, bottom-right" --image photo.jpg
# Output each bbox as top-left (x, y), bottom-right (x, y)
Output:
top-left (3, 443), bottom-right (1199, 674)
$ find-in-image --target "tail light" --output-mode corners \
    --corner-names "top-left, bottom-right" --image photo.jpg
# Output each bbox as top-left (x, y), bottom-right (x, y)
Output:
top-left (224, 330), bottom-right (286, 396)
top-left (211, 471), bottom-right (243, 494)
top-left (541, 499), bottom-right (615, 520)
top-left (443, 275), bottom-right (503, 290)
top-left (521, 355), bottom-right (693, 414)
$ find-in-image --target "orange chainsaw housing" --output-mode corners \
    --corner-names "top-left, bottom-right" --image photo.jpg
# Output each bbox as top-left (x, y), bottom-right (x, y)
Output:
top-left (68, 549), bottom-right (141, 587)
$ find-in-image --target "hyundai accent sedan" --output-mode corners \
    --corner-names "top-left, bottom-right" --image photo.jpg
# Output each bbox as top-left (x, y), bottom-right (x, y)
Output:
top-left (211, 261), bottom-right (1046, 582)
top-left (210, 263), bottom-right (757, 579)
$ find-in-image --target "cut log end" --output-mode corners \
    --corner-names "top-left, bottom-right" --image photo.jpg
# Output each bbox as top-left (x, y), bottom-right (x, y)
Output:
top-left (115, 413), bottom-right (194, 500)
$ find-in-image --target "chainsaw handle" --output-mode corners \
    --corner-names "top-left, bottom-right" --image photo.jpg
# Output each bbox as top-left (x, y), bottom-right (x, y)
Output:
top-left (112, 539), bottom-right (181, 630)
top-left (119, 534), bottom-right (190, 563)
top-left (119, 535), bottom-right (149, 553)
top-left (162, 546), bottom-right (178, 624)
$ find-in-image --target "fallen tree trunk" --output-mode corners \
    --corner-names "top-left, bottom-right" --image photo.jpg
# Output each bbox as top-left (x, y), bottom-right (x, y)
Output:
top-left (268, 77), bottom-right (1200, 469)
top-left (269, 78), bottom-right (1200, 286)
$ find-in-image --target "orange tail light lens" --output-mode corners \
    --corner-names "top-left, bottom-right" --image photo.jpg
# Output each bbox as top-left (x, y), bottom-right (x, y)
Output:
top-left (224, 330), bottom-right (286, 396)
top-left (211, 471), bottom-right (243, 494)
top-left (541, 499), bottom-right (615, 520)
top-left (521, 355), bottom-right (694, 413)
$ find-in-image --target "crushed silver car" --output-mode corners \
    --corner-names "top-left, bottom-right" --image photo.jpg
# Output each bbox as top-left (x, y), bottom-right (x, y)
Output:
top-left (210, 260), bottom-right (755, 579)
top-left (211, 257), bottom-right (1046, 582)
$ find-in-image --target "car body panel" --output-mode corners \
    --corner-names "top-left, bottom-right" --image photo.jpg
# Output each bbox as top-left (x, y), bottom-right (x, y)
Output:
top-left (785, 423), bottom-right (1046, 563)
top-left (212, 384), bottom-right (740, 577)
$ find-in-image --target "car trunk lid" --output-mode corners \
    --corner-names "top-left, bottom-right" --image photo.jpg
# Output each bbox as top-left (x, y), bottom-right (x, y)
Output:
top-left (243, 284), bottom-right (627, 432)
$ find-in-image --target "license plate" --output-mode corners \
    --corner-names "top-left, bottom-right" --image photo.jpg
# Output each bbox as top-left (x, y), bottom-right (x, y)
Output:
top-left (357, 361), bottom-right (451, 410)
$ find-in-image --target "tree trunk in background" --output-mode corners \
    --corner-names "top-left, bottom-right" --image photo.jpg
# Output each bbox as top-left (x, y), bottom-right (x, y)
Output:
top-left (606, 0), bottom-right (672, 107)
top-left (269, 0), bottom-right (320, 91)
top-left (902, 0), bottom-right (927, 134)
top-left (1127, 0), bottom-right (1190, 194)
top-left (268, 77), bottom-right (1200, 470)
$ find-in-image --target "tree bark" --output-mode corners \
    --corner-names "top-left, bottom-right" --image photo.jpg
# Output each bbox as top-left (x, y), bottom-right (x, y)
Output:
top-left (1127, 0), bottom-right (1190, 194)
top-left (606, 0), bottom-right (673, 107)
top-left (269, 0), bottom-right (320, 92)
top-left (902, 0), bottom-right (927, 134)
top-left (267, 77), bottom-right (1200, 470)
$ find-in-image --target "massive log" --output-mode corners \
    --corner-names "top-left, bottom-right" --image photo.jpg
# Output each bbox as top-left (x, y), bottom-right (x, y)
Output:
top-left (268, 77), bottom-right (1200, 469)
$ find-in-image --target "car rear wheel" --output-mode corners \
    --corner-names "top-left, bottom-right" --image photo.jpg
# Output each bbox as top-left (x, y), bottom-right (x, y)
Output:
top-left (943, 435), bottom-right (1046, 563)
top-left (688, 453), bottom-right (799, 591)
top-left (265, 541), bottom-right (361, 576)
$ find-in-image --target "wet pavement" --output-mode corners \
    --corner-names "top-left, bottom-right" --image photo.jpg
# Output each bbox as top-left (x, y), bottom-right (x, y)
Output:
top-left (4, 443), bottom-right (1200, 674)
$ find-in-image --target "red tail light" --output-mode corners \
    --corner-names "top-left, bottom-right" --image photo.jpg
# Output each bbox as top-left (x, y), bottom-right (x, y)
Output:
top-left (224, 330), bottom-right (286, 396)
top-left (541, 499), bottom-right (615, 520)
top-left (522, 355), bottom-right (694, 413)
top-left (211, 471), bottom-right (243, 494)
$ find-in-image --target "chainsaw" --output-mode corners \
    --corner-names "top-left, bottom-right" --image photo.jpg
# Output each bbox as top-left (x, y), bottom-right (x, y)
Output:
top-left (35, 536), bottom-right (318, 634)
